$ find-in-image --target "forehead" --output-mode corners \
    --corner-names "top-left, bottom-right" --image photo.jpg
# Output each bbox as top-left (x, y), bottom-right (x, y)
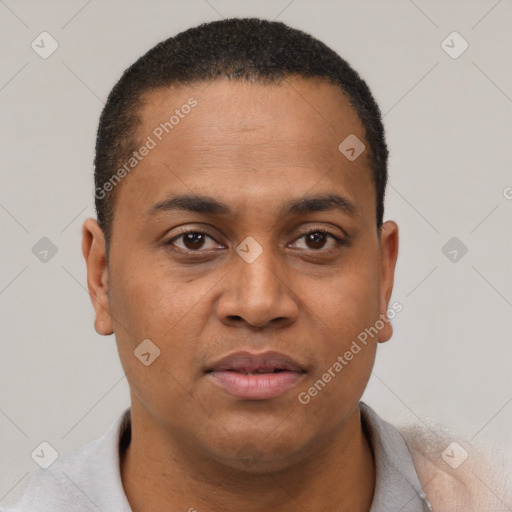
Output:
top-left (114, 77), bottom-right (375, 227)
top-left (136, 77), bottom-right (365, 167)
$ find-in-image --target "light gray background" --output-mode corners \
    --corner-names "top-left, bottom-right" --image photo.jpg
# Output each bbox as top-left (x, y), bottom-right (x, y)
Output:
top-left (1, 0), bottom-right (511, 505)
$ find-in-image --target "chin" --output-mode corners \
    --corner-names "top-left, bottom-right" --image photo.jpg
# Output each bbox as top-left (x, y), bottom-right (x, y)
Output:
top-left (198, 425), bottom-right (316, 474)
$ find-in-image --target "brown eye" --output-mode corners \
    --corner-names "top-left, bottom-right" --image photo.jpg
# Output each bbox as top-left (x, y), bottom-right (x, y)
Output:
top-left (168, 231), bottom-right (222, 251)
top-left (305, 231), bottom-right (328, 249)
top-left (290, 229), bottom-right (343, 251)
top-left (182, 232), bottom-right (206, 250)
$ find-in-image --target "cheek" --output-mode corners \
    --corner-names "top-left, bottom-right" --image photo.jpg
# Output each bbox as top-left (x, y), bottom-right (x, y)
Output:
top-left (109, 255), bottom-right (202, 338)
top-left (306, 253), bottom-right (381, 345)
top-left (298, 245), bottom-right (382, 401)
top-left (107, 262), bottom-right (211, 422)
top-left (296, 272), bottom-right (380, 424)
top-left (107, 258), bottom-right (214, 381)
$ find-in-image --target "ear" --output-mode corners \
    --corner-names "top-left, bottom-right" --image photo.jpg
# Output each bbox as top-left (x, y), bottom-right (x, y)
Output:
top-left (82, 218), bottom-right (113, 335)
top-left (377, 221), bottom-right (399, 343)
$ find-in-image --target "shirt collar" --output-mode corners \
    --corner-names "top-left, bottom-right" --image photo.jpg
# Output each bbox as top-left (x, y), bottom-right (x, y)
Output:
top-left (360, 401), bottom-right (433, 511)
top-left (111, 403), bottom-right (434, 512)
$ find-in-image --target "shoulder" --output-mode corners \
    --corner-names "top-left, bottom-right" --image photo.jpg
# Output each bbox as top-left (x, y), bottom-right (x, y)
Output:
top-left (1, 409), bottom-right (131, 512)
top-left (0, 442), bottom-right (103, 512)
top-left (399, 424), bottom-right (512, 512)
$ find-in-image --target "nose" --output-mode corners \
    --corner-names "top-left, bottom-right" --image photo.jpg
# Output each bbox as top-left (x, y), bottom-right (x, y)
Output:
top-left (215, 247), bottom-right (299, 329)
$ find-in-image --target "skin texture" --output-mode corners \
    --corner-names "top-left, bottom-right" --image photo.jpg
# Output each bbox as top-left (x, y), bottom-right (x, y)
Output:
top-left (82, 77), bottom-right (399, 512)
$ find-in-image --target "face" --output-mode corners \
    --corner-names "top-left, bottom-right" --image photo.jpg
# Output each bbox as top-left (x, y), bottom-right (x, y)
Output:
top-left (83, 77), bottom-right (398, 472)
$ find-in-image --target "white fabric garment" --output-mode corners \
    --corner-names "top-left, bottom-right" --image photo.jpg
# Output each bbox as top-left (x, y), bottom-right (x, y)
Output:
top-left (2, 402), bottom-right (434, 511)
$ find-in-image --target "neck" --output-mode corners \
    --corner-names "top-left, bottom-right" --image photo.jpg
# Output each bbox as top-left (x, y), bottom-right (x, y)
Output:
top-left (121, 402), bottom-right (375, 512)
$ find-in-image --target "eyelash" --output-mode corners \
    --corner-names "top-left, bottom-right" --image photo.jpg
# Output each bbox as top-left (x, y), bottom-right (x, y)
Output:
top-left (166, 227), bottom-right (345, 252)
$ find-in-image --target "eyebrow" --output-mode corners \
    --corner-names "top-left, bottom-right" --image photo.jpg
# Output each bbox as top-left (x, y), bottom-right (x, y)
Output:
top-left (147, 193), bottom-right (358, 218)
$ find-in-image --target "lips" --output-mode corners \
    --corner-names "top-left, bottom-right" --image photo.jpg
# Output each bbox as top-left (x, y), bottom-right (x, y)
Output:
top-left (206, 351), bottom-right (306, 400)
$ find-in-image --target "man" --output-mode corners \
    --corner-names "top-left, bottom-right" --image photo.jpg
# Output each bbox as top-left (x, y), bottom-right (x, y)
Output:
top-left (3, 17), bottom-right (509, 512)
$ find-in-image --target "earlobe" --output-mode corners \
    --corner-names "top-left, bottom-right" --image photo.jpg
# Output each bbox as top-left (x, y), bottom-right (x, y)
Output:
top-left (377, 221), bottom-right (399, 344)
top-left (82, 218), bottom-right (113, 336)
